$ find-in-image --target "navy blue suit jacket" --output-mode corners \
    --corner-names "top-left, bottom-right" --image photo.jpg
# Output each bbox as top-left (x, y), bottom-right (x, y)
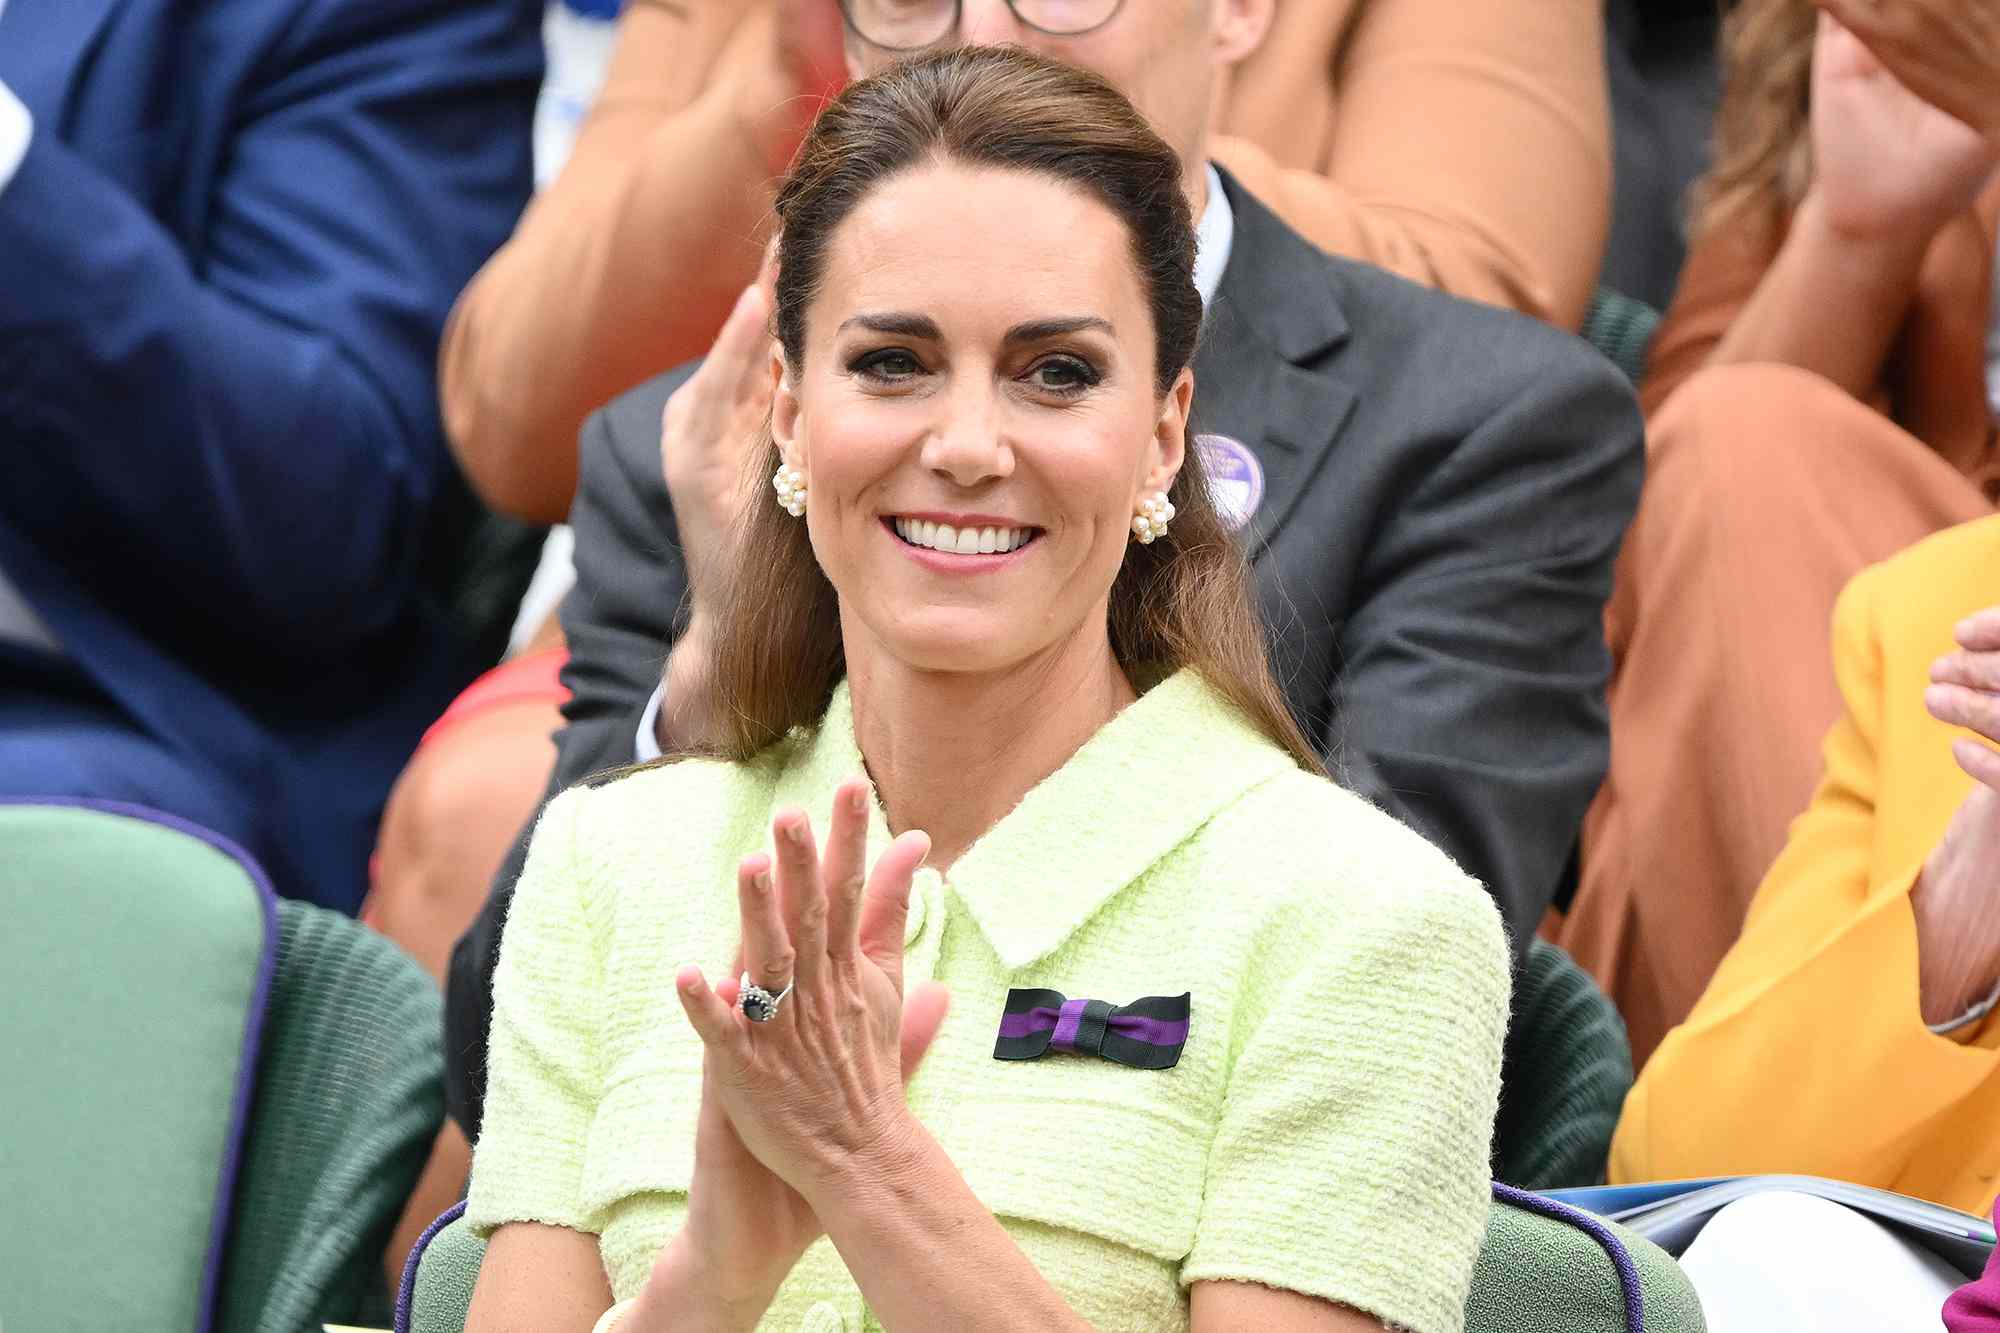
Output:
top-left (0, 0), bottom-right (541, 910)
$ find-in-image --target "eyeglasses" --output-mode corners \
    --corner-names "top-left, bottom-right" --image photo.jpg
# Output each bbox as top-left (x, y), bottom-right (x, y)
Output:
top-left (839, 0), bottom-right (1126, 52)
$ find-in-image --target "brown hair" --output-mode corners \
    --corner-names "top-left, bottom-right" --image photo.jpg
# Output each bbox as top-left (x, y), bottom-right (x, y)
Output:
top-left (682, 45), bottom-right (1321, 774)
top-left (1689, 0), bottom-right (1817, 244)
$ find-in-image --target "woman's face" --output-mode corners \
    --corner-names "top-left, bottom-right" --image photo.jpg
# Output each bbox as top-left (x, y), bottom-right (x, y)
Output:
top-left (772, 160), bottom-right (1190, 677)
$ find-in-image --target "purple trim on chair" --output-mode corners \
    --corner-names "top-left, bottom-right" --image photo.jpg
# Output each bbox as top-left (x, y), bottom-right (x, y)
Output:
top-left (2, 797), bottom-right (281, 1333)
top-left (1492, 1181), bottom-right (1647, 1333)
top-left (397, 1200), bottom-right (469, 1333)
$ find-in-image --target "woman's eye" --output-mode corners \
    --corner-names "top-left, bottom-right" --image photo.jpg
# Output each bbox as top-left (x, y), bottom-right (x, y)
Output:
top-left (852, 349), bottom-right (923, 382)
top-left (1027, 356), bottom-right (1100, 395)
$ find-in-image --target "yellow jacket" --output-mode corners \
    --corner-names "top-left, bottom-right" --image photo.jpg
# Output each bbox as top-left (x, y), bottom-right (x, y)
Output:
top-left (1612, 515), bottom-right (2000, 1214)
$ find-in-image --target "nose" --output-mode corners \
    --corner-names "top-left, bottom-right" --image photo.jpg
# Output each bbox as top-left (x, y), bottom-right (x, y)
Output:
top-left (958, 0), bottom-right (1029, 45)
top-left (919, 379), bottom-right (1015, 488)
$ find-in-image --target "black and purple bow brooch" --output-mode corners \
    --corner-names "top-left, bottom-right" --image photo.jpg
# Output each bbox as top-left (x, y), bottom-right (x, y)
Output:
top-left (992, 988), bottom-right (1191, 1070)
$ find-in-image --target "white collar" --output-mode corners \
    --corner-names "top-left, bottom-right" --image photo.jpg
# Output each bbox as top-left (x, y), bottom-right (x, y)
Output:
top-left (1193, 163), bottom-right (1234, 310)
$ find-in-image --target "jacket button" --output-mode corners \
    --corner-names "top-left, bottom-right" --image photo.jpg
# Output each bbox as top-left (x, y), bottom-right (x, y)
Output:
top-left (799, 1300), bottom-right (848, 1332)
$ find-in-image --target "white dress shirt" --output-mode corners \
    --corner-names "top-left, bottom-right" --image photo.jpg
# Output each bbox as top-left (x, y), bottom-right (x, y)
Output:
top-left (0, 1), bottom-right (26, 195)
top-left (634, 165), bottom-right (1238, 761)
top-left (0, 0), bottom-right (64, 653)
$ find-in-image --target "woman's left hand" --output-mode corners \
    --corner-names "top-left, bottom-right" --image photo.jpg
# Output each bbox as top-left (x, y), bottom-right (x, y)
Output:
top-left (675, 777), bottom-right (951, 1203)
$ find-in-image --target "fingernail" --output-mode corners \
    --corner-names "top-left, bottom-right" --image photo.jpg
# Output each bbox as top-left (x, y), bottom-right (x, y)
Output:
top-left (1927, 684), bottom-right (1957, 713)
top-left (755, 867), bottom-right (773, 892)
top-left (786, 820), bottom-right (808, 845)
top-left (850, 785), bottom-right (869, 814)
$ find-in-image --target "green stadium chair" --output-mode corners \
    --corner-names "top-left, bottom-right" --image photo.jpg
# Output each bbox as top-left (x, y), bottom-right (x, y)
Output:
top-left (0, 799), bottom-right (442, 1333)
top-left (396, 1186), bottom-right (1705, 1333)
top-left (0, 799), bottom-right (277, 1333)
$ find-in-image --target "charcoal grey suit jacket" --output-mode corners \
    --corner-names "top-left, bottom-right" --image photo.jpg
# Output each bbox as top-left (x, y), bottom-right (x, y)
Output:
top-left (445, 169), bottom-right (1643, 1134)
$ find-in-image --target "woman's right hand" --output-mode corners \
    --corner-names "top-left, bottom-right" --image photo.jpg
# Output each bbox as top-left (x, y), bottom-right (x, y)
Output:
top-left (630, 858), bottom-right (823, 1333)
top-left (1913, 609), bottom-right (2000, 1028)
top-left (1810, 11), bottom-right (1998, 243)
top-left (636, 785), bottom-right (952, 1327)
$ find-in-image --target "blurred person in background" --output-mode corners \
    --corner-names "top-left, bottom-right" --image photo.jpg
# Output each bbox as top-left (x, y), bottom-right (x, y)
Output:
top-left (444, 0), bottom-right (1614, 528)
top-left (364, 0), bottom-right (623, 986)
top-left (0, 0), bottom-right (541, 913)
top-left (1611, 517), bottom-right (2000, 1329)
top-left (1558, 0), bottom-right (2000, 1063)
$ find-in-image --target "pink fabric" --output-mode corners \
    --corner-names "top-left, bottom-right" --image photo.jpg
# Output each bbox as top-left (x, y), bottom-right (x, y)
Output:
top-left (1943, 1210), bottom-right (2000, 1332)
top-left (417, 646), bottom-right (570, 750)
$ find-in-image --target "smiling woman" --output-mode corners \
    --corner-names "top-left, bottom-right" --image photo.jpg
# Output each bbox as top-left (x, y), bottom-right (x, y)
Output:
top-left (462, 45), bottom-right (1509, 1333)
top-left (681, 44), bottom-right (1317, 786)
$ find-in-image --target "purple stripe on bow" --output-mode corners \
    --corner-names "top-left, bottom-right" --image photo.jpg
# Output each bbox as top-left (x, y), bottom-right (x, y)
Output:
top-left (1051, 998), bottom-right (1089, 1051)
top-left (997, 1005), bottom-right (1191, 1048)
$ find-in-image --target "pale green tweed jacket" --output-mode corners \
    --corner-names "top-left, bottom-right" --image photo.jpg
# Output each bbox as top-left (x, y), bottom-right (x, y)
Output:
top-left (468, 670), bottom-right (1510, 1333)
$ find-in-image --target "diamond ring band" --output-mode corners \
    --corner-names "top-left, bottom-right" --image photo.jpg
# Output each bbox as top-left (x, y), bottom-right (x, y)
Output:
top-left (739, 971), bottom-right (794, 1023)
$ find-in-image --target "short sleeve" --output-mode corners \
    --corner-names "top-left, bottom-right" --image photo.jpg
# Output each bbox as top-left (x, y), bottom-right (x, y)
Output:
top-left (465, 787), bottom-right (609, 1237)
top-left (1182, 875), bottom-right (1509, 1333)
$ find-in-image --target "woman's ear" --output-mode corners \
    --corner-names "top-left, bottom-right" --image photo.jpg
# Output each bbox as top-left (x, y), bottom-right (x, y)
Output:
top-left (1213, 0), bottom-right (1276, 68)
top-left (770, 348), bottom-right (803, 471)
top-left (1145, 367), bottom-right (1195, 496)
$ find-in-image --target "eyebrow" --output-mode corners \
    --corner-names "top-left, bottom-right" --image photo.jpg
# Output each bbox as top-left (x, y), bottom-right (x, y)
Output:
top-left (838, 312), bottom-right (942, 339)
top-left (836, 312), bottom-right (1115, 343)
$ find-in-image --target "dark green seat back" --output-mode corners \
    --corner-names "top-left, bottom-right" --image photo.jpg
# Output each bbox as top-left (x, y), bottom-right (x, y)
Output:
top-left (220, 900), bottom-right (444, 1333)
top-left (1495, 938), bottom-right (1635, 1190)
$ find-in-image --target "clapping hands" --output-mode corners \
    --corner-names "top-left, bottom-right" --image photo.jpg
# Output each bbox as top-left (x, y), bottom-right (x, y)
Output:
top-left (1810, 10), bottom-right (1998, 244)
top-left (636, 779), bottom-right (950, 1323)
top-left (1912, 610), bottom-right (2000, 1027)
top-left (1820, 0), bottom-right (2000, 150)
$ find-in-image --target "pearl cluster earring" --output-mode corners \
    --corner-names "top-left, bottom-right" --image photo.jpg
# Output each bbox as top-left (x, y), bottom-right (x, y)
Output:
top-left (1131, 491), bottom-right (1175, 545)
top-left (772, 465), bottom-right (807, 517)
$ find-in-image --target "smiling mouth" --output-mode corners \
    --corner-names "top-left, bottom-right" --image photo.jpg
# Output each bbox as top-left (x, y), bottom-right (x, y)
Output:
top-left (888, 517), bottom-right (1041, 556)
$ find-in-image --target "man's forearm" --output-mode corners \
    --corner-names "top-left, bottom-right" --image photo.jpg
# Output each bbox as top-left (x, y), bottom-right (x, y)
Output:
top-left (440, 73), bottom-right (775, 524)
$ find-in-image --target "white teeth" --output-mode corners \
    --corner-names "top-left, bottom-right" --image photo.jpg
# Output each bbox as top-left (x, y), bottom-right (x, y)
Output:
top-left (893, 519), bottom-right (1032, 554)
